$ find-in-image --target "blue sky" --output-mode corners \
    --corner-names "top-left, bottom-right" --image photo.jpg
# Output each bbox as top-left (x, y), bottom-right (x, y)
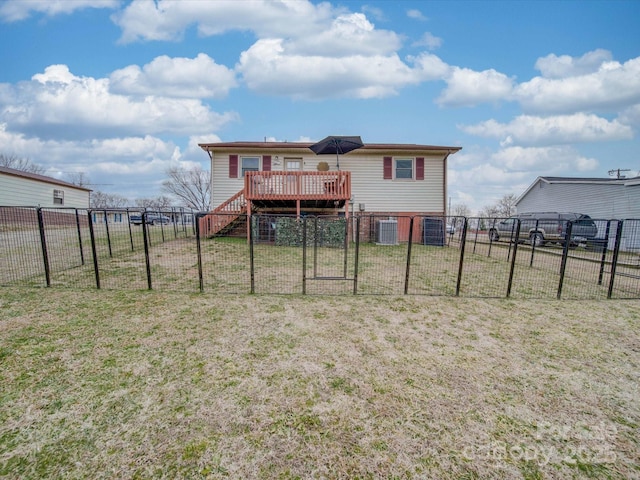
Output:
top-left (1, 0), bottom-right (639, 213)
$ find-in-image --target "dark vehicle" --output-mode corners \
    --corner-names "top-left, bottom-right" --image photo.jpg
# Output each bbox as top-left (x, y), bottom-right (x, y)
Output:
top-left (129, 213), bottom-right (171, 225)
top-left (488, 212), bottom-right (598, 247)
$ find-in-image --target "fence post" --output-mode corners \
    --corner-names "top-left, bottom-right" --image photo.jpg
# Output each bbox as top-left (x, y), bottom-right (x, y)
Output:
top-left (487, 218), bottom-right (497, 258)
top-left (313, 216), bottom-right (318, 278)
top-left (249, 215), bottom-right (255, 294)
top-left (353, 216), bottom-right (360, 295)
top-left (36, 207), bottom-right (51, 287)
top-left (456, 217), bottom-right (468, 296)
top-left (126, 208), bottom-right (134, 251)
top-left (343, 216), bottom-right (349, 279)
top-left (506, 219), bottom-right (521, 297)
top-left (195, 213), bottom-right (204, 293)
top-left (404, 216), bottom-right (414, 295)
top-left (87, 211), bottom-right (101, 289)
top-left (607, 220), bottom-right (624, 299)
top-left (529, 219), bottom-right (540, 267)
top-left (103, 210), bottom-right (112, 258)
top-left (557, 221), bottom-right (573, 299)
top-left (301, 217), bottom-right (308, 294)
top-left (158, 210), bottom-right (166, 243)
top-left (472, 218), bottom-right (480, 254)
top-left (598, 220), bottom-right (612, 286)
top-left (75, 208), bottom-right (85, 265)
top-left (142, 212), bottom-right (152, 290)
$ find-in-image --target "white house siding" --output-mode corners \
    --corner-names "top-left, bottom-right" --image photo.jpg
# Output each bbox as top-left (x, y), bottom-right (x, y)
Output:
top-left (341, 152), bottom-right (444, 213)
top-left (209, 147), bottom-right (446, 214)
top-left (0, 171), bottom-right (90, 208)
top-left (516, 178), bottom-right (640, 251)
top-left (517, 181), bottom-right (640, 219)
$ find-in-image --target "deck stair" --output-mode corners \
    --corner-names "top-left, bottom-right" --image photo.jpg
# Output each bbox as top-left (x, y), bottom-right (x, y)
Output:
top-left (200, 189), bottom-right (246, 236)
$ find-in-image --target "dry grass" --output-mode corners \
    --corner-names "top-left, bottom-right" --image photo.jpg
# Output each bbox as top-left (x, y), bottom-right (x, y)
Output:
top-left (0, 288), bottom-right (638, 479)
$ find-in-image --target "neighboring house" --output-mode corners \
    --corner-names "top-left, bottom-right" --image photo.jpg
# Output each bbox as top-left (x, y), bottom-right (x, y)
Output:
top-left (0, 166), bottom-right (91, 209)
top-left (198, 141), bottom-right (461, 241)
top-left (516, 176), bottom-right (640, 250)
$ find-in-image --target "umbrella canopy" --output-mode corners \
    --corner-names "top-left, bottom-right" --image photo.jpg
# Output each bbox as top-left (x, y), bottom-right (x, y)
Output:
top-left (309, 135), bottom-right (364, 170)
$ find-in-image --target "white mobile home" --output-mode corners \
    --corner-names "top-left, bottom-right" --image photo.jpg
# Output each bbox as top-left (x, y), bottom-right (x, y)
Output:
top-left (0, 166), bottom-right (91, 208)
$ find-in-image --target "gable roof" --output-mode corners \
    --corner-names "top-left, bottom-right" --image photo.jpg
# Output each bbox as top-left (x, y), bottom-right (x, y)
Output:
top-left (199, 141), bottom-right (461, 154)
top-left (0, 166), bottom-right (92, 192)
top-left (517, 175), bottom-right (640, 204)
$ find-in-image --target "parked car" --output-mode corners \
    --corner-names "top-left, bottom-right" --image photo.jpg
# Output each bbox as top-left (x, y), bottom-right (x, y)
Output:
top-left (129, 213), bottom-right (171, 225)
top-left (446, 224), bottom-right (456, 235)
top-left (488, 212), bottom-right (598, 247)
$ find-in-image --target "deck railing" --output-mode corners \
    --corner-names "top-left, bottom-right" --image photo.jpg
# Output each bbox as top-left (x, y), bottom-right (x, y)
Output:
top-left (244, 171), bottom-right (351, 201)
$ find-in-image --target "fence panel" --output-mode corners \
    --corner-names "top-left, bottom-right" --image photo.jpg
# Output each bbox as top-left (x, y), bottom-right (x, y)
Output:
top-left (2, 207), bottom-right (639, 299)
top-left (0, 207), bottom-right (46, 286)
top-left (459, 218), bottom-right (517, 297)
top-left (40, 208), bottom-right (97, 289)
top-left (351, 214), bottom-right (409, 295)
top-left (557, 219), bottom-right (615, 299)
top-left (610, 219), bottom-right (640, 299)
top-left (406, 216), bottom-right (464, 296)
top-left (198, 213), bottom-right (251, 294)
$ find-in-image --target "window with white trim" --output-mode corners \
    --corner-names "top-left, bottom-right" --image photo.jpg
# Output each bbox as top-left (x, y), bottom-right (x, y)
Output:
top-left (53, 189), bottom-right (64, 205)
top-left (241, 156), bottom-right (260, 176)
top-left (395, 158), bottom-right (413, 179)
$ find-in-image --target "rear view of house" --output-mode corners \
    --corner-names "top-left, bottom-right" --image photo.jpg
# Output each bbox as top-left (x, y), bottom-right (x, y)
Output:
top-left (198, 141), bottom-right (461, 241)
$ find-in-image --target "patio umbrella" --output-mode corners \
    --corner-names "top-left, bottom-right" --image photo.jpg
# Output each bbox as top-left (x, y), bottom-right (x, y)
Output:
top-left (309, 135), bottom-right (364, 170)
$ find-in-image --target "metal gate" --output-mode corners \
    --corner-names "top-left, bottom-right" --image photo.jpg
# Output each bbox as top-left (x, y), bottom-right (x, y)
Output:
top-left (302, 216), bottom-right (357, 294)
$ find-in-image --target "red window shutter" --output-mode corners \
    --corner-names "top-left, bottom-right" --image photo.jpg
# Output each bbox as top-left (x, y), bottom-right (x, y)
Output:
top-left (416, 157), bottom-right (424, 180)
top-left (262, 155), bottom-right (271, 171)
top-left (383, 157), bottom-right (392, 179)
top-left (229, 155), bottom-right (238, 178)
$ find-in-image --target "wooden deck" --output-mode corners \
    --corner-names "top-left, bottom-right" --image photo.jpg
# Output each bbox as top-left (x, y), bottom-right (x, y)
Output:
top-left (244, 171), bottom-right (351, 203)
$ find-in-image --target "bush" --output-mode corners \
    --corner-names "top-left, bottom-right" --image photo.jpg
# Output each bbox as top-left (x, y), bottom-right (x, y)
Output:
top-left (275, 217), bottom-right (346, 247)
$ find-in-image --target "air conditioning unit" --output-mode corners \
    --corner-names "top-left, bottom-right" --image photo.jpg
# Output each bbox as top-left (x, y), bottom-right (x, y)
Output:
top-left (376, 220), bottom-right (398, 245)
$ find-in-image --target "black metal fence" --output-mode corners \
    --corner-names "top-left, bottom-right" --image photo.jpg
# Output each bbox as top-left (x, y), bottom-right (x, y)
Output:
top-left (1, 207), bottom-right (639, 299)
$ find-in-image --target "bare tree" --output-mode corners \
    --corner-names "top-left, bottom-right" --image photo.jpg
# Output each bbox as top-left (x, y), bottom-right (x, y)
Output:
top-left (134, 196), bottom-right (173, 210)
top-left (450, 203), bottom-right (472, 218)
top-left (161, 165), bottom-right (211, 211)
top-left (67, 171), bottom-right (91, 188)
top-left (0, 154), bottom-right (46, 174)
top-left (90, 191), bottom-right (129, 209)
top-left (496, 193), bottom-right (517, 217)
top-left (480, 193), bottom-right (517, 219)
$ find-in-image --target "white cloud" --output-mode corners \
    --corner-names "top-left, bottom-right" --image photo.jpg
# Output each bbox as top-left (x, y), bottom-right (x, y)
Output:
top-left (407, 9), bottom-right (427, 21)
top-left (491, 146), bottom-right (598, 172)
top-left (447, 144), bottom-right (600, 213)
top-left (0, 124), bottom-right (186, 197)
top-left (111, 0), bottom-right (334, 43)
top-left (618, 104), bottom-right (640, 127)
top-left (236, 39), bottom-right (420, 99)
top-left (515, 55), bottom-right (640, 114)
top-left (110, 54), bottom-right (237, 99)
top-left (286, 13), bottom-right (402, 56)
top-left (413, 32), bottom-right (443, 50)
top-left (535, 49), bottom-right (613, 79)
top-left (437, 67), bottom-right (515, 107)
top-left (0, 0), bottom-right (117, 22)
top-left (0, 64), bottom-right (238, 140)
top-left (461, 113), bottom-right (633, 146)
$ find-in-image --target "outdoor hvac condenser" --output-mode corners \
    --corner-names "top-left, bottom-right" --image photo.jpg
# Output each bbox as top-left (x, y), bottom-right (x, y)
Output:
top-left (376, 220), bottom-right (398, 245)
top-left (423, 218), bottom-right (445, 246)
